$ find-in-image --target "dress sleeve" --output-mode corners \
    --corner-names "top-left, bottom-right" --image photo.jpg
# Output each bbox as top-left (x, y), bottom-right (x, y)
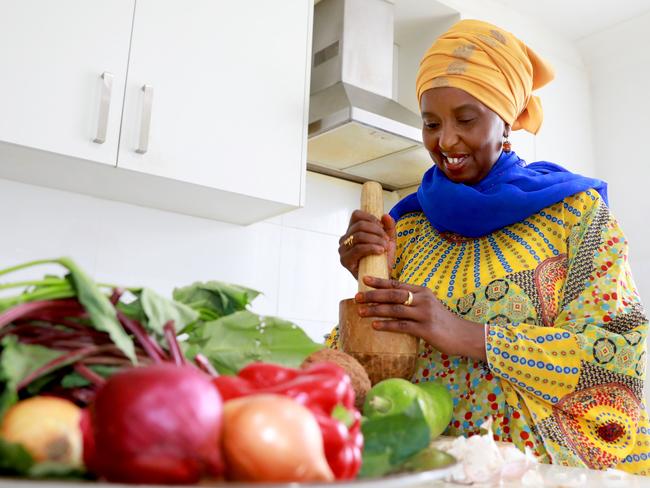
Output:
top-left (485, 191), bottom-right (648, 470)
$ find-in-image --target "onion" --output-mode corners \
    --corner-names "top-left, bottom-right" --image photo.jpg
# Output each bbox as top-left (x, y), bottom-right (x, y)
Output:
top-left (1, 396), bottom-right (82, 467)
top-left (222, 394), bottom-right (334, 483)
top-left (84, 364), bottom-right (223, 484)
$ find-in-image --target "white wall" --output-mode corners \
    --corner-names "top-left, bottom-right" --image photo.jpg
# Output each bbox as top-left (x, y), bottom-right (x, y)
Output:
top-left (0, 172), bottom-right (397, 342)
top-left (577, 11), bottom-right (650, 308)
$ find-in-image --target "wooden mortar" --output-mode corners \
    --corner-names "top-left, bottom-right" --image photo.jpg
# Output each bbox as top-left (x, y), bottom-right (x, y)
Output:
top-left (338, 181), bottom-right (419, 385)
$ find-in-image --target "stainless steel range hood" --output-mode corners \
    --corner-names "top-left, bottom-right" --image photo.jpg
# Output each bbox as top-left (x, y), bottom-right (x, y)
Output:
top-left (307, 0), bottom-right (430, 190)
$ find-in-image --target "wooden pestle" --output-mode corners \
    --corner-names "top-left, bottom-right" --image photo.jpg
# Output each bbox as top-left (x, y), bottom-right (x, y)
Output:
top-left (338, 182), bottom-right (419, 385)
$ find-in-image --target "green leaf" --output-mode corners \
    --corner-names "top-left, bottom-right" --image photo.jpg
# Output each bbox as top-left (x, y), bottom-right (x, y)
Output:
top-left (24, 373), bottom-right (58, 396)
top-left (60, 365), bottom-right (120, 388)
top-left (0, 336), bottom-right (64, 417)
top-left (28, 461), bottom-right (86, 479)
top-left (190, 310), bottom-right (322, 375)
top-left (58, 257), bottom-right (136, 363)
top-left (332, 404), bottom-right (355, 428)
top-left (401, 446), bottom-right (456, 472)
top-left (0, 258), bottom-right (138, 363)
top-left (0, 438), bottom-right (34, 475)
top-left (173, 281), bottom-right (260, 321)
top-left (358, 400), bottom-right (431, 478)
top-left (139, 288), bottom-right (199, 335)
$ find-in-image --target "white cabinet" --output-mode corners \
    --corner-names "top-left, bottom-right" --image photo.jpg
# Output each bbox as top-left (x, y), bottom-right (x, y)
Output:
top-left (120, 0), bottom-right (310, 206)
top-left (0, 0), bottom-right (134, 165)
top-left (0, 1), bottom-right (313, 223)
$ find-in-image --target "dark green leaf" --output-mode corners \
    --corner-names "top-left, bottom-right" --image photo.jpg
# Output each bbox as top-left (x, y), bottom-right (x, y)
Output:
top-left (116, 295), bottom-right (147, 323)
top-left (0, 336), bottom-right (64, 417)
top-left (139, 288), bottom-right (199, 335)
top-left (189, 311), bottom-right (322, 375)
top-left (0, 438), bottom-right (34, 474)
top-left (58, 257), bottom-right (136, 363)
top-left (60, 365), bottom-right (120, 388)
top-left (28, 461), bottom-right (87, 479)
top-left (359, 400), bottom-right (431, 478)
top-left (173, 281), bottom-right (260, 321)
top-left (24, 373), bottom-right (58, 396)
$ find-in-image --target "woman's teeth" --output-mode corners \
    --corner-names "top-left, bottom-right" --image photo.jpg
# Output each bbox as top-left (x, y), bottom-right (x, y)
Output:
top-left (445, 155), bottom-right (467, 166)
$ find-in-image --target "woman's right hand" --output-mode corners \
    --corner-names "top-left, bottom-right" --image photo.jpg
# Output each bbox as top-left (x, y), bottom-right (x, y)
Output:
top-left (338, 210), bottom-right (396, 280)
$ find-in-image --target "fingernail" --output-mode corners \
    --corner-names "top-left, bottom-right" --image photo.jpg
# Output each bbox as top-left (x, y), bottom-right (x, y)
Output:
top-left (358, 306), bottom-right (368, 316)
top-left (372, 321), bottom-right (382, 329)
top-left (354, 293), bottom-right (363, 302)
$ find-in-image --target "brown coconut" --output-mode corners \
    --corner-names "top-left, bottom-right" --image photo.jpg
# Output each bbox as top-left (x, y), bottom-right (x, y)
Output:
top-left (301, 348), bottom-right (372, 410)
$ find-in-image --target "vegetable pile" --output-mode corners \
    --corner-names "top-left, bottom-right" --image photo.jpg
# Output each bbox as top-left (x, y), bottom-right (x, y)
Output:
top-left (0, 257), bottom-right (457, 484)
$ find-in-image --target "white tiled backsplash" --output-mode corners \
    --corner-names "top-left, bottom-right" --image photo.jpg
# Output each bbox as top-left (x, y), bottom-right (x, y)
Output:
top-left (0, 172), bottom-right (399, 342)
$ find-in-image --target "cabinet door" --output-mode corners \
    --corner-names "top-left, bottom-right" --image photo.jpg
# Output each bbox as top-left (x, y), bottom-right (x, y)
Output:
top-left (0, 0), bottom-right (134, 165)
top-left (118, 0), bottom-right (312, 205)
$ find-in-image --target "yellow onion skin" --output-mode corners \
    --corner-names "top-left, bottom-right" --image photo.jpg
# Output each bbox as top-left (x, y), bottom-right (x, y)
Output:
top-left (222, 394), bottom-right (335, 483)
top-left (1, 396), bottom-right (82, 467)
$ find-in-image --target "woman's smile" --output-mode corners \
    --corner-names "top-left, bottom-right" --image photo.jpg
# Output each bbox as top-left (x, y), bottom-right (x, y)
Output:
top-left (420, 87), bottom-right (506, 184)
top-left (441, 152), bottom-right (471, 175)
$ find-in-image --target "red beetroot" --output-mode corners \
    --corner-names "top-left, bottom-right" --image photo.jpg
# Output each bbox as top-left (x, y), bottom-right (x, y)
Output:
top-left (83, 364), bottom-right (224, 484)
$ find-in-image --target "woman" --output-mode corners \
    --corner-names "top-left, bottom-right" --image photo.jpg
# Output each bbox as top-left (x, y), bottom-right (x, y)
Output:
top-left (332, 20), bottom-right (650, 475)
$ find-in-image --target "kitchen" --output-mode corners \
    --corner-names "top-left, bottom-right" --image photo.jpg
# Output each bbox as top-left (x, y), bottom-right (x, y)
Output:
top-left (1, 0), bottom-right (650, 485)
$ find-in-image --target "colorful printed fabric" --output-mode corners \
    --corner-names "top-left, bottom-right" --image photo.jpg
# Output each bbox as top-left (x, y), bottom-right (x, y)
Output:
top-left (328, 189), bottom-right (650, 475)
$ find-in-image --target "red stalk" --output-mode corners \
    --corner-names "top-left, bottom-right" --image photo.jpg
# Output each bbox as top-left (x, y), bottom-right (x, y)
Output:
top-left (194, 354), bottom-right (218, 377)
top-left (163, 321), bottom-right (185, 366)
top-left (0, 299), bottom-right (83, 329)
top-left (109, 288), bottom-right (125, 305)
top-left (74, 363), bottom-right (107, 387)
top-left (16, 344), bottom-right (116, 391)
top-left (116, 311), bottom-right (165, 363)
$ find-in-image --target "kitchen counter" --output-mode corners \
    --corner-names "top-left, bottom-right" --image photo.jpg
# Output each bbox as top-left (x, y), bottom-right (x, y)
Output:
top-left (431, 463), bottom-right (650, 487)
top-left (1, 464), bottom-right (650, 488)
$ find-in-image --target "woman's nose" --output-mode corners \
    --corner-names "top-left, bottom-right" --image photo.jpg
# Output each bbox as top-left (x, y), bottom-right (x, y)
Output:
top-left (438, 126), bottom-right (459, 151)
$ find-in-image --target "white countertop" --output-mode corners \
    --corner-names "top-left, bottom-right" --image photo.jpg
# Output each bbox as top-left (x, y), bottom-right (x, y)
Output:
top-left (1, 464), bottom-right (650, 488)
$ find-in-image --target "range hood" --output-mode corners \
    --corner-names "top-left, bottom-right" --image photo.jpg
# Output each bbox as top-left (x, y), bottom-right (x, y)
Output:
top-left (307, 0), bottom-right (430, 191)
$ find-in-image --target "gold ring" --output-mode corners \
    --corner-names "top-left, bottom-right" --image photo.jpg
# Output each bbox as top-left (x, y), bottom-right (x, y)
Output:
top-left (403, 290), bottom-right (414, 306)
top-left (343, 235), bottom-right (354, 247)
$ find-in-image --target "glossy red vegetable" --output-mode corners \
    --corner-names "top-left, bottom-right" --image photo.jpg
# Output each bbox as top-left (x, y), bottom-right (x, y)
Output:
top-left (83, 364), bottom-right (224, 484)
top-left (213, 362), bottom-right (363, 480)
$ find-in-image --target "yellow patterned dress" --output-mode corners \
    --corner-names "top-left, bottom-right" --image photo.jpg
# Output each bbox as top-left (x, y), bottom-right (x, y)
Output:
top-left (328, 189), bottom-right (650, 475)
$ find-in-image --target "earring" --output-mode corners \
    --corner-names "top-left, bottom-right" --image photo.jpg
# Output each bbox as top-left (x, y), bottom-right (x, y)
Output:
top-left (502, 135), bottom-right (512, 153)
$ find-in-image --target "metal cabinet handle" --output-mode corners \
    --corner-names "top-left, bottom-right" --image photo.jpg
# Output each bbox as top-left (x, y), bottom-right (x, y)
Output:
top-left (93, 72), bottom-right (113, 144)
top-left (136, 84), bottom-right (154, 154)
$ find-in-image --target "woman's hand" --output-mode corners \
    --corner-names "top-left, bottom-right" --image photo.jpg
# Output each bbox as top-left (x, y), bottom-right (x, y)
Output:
top-left (355, 276), bottom-right (487, 361)
top-left (338, 211), bottom-right (396, 280)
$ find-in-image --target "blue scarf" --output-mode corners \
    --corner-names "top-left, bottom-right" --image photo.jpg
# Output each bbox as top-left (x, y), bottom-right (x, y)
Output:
top-left (389, 151), bottom-right (608, 238)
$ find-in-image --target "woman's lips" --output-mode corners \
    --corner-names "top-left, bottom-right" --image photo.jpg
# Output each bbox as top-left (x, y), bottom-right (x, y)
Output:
top-left (442, 154), bottom-right (469, 173)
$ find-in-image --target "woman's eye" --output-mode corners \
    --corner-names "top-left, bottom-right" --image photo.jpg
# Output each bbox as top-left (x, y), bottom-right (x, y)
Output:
top-left (424, 122), bottom-right (439, 129)
top-left (458, 119), bottom-right (475, 125)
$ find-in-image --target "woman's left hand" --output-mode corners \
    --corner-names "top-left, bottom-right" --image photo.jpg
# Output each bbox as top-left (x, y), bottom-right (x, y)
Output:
top-left (355, 276), bottom-right (487, 361)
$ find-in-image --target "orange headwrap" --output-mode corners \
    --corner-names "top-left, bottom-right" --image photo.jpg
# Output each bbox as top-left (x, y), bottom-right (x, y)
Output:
top-left (416, 20), bottom-right (555, 134)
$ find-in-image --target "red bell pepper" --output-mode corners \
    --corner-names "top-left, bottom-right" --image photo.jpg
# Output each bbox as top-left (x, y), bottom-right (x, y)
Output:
top-left (213, 362), bottom-right (363, 480)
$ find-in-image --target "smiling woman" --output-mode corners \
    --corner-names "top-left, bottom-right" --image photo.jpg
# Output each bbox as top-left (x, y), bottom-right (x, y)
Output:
top-left (420, 88), bottom-right (505, 185)
top-left (332, 19), bottom-right (650, 477)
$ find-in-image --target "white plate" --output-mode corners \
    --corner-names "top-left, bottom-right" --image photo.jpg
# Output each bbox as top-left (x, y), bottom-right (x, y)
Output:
top-left (0, 463), bottom-right (457, 488)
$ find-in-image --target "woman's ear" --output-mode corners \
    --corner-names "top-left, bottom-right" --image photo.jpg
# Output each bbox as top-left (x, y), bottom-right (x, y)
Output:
top-left (503, 123), bottom-right (511, 138)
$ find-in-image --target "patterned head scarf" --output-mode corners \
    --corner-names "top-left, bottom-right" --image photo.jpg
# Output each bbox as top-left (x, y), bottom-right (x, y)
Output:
top-left (416, 20), bottom-right (555, 134)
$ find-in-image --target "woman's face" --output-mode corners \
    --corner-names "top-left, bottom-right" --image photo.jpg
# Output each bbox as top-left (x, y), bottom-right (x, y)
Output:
top-left (420, 87), bottom-right (508, 184)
